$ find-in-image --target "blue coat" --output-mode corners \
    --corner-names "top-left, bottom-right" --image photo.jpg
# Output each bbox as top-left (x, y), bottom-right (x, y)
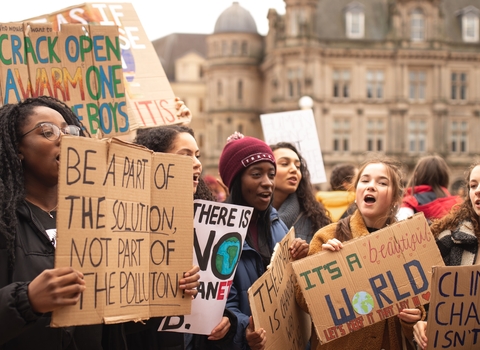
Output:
top-left (225, 207), bottom-right (288, 350)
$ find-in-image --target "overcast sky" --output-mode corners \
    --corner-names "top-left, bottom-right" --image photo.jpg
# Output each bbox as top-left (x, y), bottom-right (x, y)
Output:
top-left (0, 0), bottom-right (286, 41)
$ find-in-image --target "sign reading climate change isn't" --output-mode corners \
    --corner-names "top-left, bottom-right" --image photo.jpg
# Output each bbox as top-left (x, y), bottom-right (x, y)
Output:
top-left (0, 22), bottom-right (127, 137)
top-left (292, 213), bottom-right (445, 345)
top-left (426, 265), bottom-right (480, 350)
top-left (52, 136), bottom-right (193, 327)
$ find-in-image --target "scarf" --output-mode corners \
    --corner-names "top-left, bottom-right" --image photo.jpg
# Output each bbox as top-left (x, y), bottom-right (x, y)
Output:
top-left (277, 193), bottom-right (313, 243)
top-left (436, 220), bottom-right (479, 266)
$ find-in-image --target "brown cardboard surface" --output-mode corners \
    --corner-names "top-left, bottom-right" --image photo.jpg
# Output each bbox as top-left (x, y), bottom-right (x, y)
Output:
top-left (24, 3), bottom-right (188, 130)
top-left (426, 265), bottom-right (480, 350)
top-left (248, 228), bottom-right (311, 350)
top-left (292, 213), bottom-right (445, 344)
top-left (52, 136), bottom-right (193, 327)
top-left (0, 22), bottom-right (128, 137)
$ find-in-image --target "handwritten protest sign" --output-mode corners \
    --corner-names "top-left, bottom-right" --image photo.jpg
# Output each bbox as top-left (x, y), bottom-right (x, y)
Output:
top-left (52, 136), bottom-right (193, 327)
top-left (0, 22), bottom-right (127, 137)
top-left (260, 109), bottom-right (326, 184)
top-left (25, 2), bottom-right (187, 130)
top-left (161, 200), bottom-right (252, 334)
top-left (426, 265), bottom-right (480, 350)
top-left (248, 228), bottom-right (311, 350)
top-left (292, 213), bottom-right (445, 345)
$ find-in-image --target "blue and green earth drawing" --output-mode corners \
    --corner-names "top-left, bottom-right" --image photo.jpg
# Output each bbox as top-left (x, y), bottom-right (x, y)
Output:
top-left (215, 236), bottom-right (241, 277)
top-left (352, 291), bottom-right (375, 315)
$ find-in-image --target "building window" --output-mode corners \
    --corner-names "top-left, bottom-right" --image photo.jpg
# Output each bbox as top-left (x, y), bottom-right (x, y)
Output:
top-left (199, 98), bottom-right (203, 112)
top-left (287, 68), bottom-right (302, 98)
top-left (366, 70), bottom-right (384, 99)
top-left (409, 120), bottom-right (427, 153)
top-left (241, 41), bottom-right (248, 55)
top-left (451, 121), bottom-right (468, 153)
top-left (217, 124), bottom-right (223, 149)
top-left (221, 41), bottom-right (228, 56)
top-left (217, 81), bottom-right (223, 97)
top-left (232, 41), bottom-right (238, 55)
top-left (237, 124), bottom-right (244, 135)
top-left (237, 80), bottom-right (243, 101)
top-left (409, 70), bottom-right (426, 101)
top-left (451, 72), bottom-right (467, 100)
top-left (411, 9), bottom-right (425, 42)
top-left (333, 118), bottom-right (350, 152)
top-left (459, 7), bottom-right (480, 42)
top-left (367, 119), bottom-right (384, 152)
top-left (333, 69), bottom-right (350, 98)
top-left (345, 2), bottom-right (365, 39)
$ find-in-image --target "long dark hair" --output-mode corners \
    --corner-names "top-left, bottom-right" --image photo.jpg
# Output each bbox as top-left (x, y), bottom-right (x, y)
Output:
top-left (227, 173), bottom-right (273, 268)
top-left (270, 142), bottom-right (331, 235)
top-left (408, 155), bottom-right (450, 198)
top-left (0, 96), bottom-right (87, 269)
top-left (430, 161), bottom-right (480, 237)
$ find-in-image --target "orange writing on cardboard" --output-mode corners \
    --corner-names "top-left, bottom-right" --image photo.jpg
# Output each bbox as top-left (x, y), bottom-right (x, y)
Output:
top-left (0, 22), bottom-right (128, 137)
top-left (25, 2), bottom-right (188, 130)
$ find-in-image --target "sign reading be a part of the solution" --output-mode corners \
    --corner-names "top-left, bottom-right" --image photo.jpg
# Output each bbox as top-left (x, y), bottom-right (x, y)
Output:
top-left (52, 136), bottom-right (193, 327)
top-left (292, 213), bottom-right (444, 345)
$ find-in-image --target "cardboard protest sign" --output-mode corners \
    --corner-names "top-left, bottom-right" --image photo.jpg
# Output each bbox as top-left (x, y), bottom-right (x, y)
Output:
top-left (52, 136), bottom-right (193, 327)
top-left (25, 2), bottom-right (188, 130)
top-left (248, 228), bottom-right (311, 350)
top-left (260, 109), bottom-right (326, 184)
top-left (160, 200), bottom-right (252, 334)
top-left (0, 22), bottom-right (127, 137)
top-left (426, 265), bottom-right (480, 350)
top-left (292, 213), bottom-right (445, 345)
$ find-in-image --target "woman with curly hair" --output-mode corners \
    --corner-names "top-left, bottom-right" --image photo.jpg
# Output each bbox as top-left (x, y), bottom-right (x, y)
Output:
top-left (413, 160), bottom-right (480, 349)
top-left (270, 142), bottom-right (331, 243)
top-left (0, 96), bottom-right (102, 349)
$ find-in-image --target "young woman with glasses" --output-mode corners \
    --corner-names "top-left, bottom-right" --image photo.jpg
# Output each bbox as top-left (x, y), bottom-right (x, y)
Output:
top-left (0, 96), bottom-right (199, 349)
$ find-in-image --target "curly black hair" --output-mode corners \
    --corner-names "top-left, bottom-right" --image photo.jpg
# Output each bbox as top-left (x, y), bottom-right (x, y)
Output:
top-left (270, 142), bottom-right (332, 236)
top-left (0, 96), bottom-right (87, 269)
top-left (134, 124), bottom-right (194, 153)
top-left (134, 125), bottom-right (214, 201)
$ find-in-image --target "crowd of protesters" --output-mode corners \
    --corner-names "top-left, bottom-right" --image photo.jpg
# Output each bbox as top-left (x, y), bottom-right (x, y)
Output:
top-left (0, 95), bottom-right (475, 350)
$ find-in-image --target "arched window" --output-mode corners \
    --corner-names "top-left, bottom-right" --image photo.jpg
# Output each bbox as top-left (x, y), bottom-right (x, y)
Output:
top-left (411, 9), bottom-right (425, 42)
top-left (457, 6), bottom-right (480, 42)
top-left (345, 2), bottom-right (365, 39)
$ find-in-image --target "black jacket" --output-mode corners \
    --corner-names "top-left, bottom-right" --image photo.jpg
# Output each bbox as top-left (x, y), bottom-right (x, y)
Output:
top-left (0, 201), bottom-right (103, 349)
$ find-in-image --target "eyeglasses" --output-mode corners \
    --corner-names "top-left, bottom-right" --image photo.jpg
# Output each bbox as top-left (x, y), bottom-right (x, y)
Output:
top-left (20, 123), bottom-right (81, 141)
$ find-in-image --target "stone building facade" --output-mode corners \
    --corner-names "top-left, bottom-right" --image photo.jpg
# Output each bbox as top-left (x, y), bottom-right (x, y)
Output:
top-left (153, 0), bottom-right (480, 191)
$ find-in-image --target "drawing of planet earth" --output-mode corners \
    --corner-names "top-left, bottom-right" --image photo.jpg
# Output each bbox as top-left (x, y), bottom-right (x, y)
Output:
top-left (352, 291), bottom-right (375, 315)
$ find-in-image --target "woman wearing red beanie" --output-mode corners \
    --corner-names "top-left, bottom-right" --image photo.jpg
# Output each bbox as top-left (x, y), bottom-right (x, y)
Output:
top-left (219, 132), bottom-right (308, 350)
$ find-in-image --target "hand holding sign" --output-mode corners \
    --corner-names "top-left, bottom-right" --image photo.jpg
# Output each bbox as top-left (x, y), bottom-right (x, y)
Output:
top-left (246, 316), bottom-right (267, 350)
top-left (28, 267), bottom-right (86, 313)
top-left (179, 265), bottom-right (200, 299)
top-left (414, 321), bottom-right (428, 349)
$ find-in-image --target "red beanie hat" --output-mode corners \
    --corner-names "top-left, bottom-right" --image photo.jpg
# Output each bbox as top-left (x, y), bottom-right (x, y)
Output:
top-left (219, 132), bottom-right (276, 190)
